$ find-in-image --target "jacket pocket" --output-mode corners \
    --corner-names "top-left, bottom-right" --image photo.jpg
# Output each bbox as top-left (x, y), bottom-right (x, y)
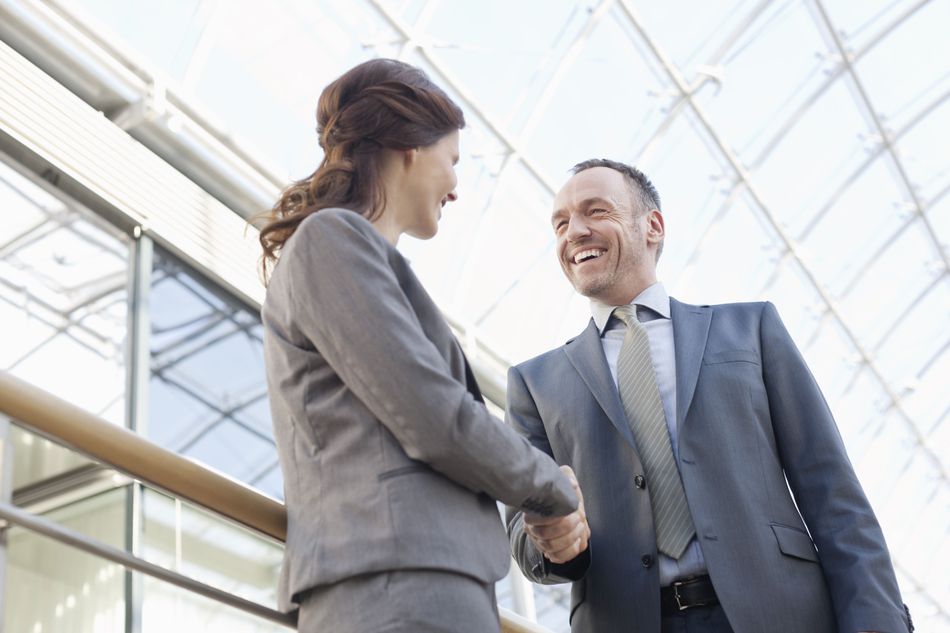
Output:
top-left (377, 463), bottom-right (430, 481)
top-left (771, 523), bottom-right (819, 563)
top-left (703, 349), bottom-right (760, 365)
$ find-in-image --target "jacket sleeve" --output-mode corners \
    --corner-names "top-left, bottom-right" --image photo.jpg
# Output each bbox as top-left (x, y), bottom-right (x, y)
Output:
top-left (760, 301), bottom-right (910, 633)
top-left (278, 209), bottom-right (577, 517)
top-left (505, 364), bottom-right (591, 584)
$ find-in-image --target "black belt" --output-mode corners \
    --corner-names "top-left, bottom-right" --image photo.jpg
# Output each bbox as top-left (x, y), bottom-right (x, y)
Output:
top-left (660, 575), bottom-right (719, 616)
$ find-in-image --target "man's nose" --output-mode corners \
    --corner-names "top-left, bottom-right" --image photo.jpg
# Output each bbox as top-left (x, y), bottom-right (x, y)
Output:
top-left (566, 215), bottom-right (591, 240)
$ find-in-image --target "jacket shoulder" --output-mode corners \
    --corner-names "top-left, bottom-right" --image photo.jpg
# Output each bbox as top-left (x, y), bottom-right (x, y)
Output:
top-left (266, 209), bottom-right (386, 308)
top-left (516, 346), bottom-right (564, 373)
top-left (673, 297), bottom-right (769, 314)
top-left (296, 207), bottom-right (379, 241)
top-left (710, 300), bottom-right (770, 315)
top-left (280, 208), bottom-right (392, 267)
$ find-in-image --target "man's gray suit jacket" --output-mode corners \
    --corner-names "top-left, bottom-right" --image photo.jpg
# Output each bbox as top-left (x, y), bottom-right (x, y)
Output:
top-left (506, 299), bottom-right (910, 633)
top-left (262, 208), bottom-right (576, 611)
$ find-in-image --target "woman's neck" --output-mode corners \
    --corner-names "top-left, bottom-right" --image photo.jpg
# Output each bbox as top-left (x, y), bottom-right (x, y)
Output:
top-left (371, 206), bottom-right (401, 246)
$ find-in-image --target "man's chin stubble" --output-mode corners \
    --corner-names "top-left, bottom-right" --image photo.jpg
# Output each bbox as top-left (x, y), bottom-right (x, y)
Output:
top-left (575, 278), bottom-right (609, 299)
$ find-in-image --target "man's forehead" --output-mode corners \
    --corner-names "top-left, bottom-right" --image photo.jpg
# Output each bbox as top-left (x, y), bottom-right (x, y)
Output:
top-left (554, 169), bottom-right (627, 212)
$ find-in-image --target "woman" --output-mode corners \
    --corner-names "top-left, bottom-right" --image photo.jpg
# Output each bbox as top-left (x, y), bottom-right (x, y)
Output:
top-left (258, 59), bottom-right (578, 632)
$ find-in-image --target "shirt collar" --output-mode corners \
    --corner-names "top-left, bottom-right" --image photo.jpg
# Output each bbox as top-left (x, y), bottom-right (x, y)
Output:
top-left (590, 282), bottom-right (671, 335)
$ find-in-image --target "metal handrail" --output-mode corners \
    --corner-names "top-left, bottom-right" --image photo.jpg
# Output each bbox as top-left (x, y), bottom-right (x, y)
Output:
top-left (0, 370), bottom-right (552, 633)
top-left (0, 501), bottom-right (295, 626)
top-left (0, 370), bottom-right (286, 541)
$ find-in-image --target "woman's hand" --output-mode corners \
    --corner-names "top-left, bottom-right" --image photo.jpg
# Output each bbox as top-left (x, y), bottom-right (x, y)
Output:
top-left (524, 466), bottom-right (591, 564)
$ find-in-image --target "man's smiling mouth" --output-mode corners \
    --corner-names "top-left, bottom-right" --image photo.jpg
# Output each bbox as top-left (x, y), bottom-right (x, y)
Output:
top-left (573, 249), bottom-right (606, 264)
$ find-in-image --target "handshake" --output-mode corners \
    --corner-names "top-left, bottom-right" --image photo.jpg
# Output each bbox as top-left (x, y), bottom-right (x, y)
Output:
top-left (525, 465), bottom-right (591, 564)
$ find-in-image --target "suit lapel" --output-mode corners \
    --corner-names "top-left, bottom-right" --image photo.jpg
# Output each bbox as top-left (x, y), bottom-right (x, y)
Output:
top-left (671, 298), bottom-right (712, 431)
top-left (564, 319), bottom-right (636, 449)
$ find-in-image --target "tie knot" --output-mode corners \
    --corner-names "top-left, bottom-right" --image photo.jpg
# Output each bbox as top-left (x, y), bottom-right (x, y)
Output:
top-left (613, 305), bottom-right (639, 327)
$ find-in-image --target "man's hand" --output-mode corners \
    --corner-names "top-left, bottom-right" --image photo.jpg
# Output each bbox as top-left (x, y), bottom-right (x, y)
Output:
top-left (524, 465), bottom-right (591, 564)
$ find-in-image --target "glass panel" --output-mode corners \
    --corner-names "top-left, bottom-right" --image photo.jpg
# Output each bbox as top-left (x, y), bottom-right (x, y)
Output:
top-left (927, 193), bottom-right (949, 248)
top-left (837, 217), bottom-right (935, 346)
top-left (141, 489), bottom-right (283, 631)
top-left (634, 0), bottom-right (760, 74)
top-left (696, 0), bottom-right (834, 163)
top-left (889, 97), bottom-right (950, 204)
top-left (0, 160), bottom-right (128, 490)
top-left (534, 583), bottom-right (571, 633)
top-left (70, 0), bottom-right (205, 81)
top-left (671, 196), bottom-right (783, 304)
top-left (752, 80), bottom-right (872, 237)
top-left (821, 0), bottom-right (922, 49)
top-left (902, 332), bottom-right (949, 434)
top-left (10, 426), bottom-right (88, 492)
top-left (874, 272), bottom-right (948, 386)
top-left (141, 583), bottom-right (285, 633)
top-left (422, 0), bottom-right (588, 129)
top-left (801, 155), bottom-right (907, 295)
top-left (519, 8), bottom-right (668, 182)
top-left (371, 0), bottom-right (430, 25)
top-left (148, 250), bottom-right (279, 496)
top-left (853, 0), bottom-right (950, 122)
top-left (4, 488), bottom-right (127, 633)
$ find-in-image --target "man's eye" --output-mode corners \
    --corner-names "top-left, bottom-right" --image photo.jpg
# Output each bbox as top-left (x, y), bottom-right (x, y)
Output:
top-left (554, 221), bottom-right (567, 231)
top-left (591, 208), bottom-right (606, 214)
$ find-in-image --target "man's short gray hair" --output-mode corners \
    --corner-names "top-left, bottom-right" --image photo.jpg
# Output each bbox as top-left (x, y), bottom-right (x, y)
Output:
top-left (570, 158), bottom-right (661, 216)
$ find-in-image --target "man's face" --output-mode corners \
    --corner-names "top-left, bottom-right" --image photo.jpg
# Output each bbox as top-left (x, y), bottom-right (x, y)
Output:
top-left (551, 167), bottom-right (655, 305)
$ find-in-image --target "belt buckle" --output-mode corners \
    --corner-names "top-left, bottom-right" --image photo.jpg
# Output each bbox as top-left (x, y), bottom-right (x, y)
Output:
top-left (671, 579), bottom-right (689, 611)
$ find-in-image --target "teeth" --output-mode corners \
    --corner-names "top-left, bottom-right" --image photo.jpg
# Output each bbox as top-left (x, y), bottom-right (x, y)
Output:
top-left (573, 249), bottom-right (605, 264)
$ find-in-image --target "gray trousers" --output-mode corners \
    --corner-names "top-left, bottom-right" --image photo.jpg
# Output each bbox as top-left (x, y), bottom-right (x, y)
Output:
top-left (297, 569), bottom-right (501, 633)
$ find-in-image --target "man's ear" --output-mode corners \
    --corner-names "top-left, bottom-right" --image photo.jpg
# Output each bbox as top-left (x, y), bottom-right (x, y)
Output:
top-left (647, 210), bottom-right (665, 243)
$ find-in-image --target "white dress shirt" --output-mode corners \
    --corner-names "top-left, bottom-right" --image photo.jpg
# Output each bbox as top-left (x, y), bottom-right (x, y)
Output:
top-left (590, 282), bottom-right (707, 586)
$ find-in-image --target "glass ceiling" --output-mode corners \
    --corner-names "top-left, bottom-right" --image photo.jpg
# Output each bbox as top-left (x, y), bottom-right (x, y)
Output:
top-left (50, 0), bottom-right (950, 629)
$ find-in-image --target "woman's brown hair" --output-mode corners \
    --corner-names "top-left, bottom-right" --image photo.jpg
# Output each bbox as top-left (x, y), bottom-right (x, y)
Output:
top-left (257, 58), bottom-right (465, 281)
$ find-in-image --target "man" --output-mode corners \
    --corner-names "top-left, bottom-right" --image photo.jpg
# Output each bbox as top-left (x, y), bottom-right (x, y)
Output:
top-left (506, 159), bottom-right (911, 633)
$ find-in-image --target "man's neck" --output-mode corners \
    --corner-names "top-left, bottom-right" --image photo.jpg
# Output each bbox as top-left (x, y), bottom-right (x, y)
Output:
top-left (599, 276), bottom-right (658, 307)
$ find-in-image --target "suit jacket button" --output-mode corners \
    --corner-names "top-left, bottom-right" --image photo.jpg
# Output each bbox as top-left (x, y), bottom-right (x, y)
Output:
top-left (641, 554), bottom-right (654, 568)
top-left (634, 475), bottom-right (645, 489)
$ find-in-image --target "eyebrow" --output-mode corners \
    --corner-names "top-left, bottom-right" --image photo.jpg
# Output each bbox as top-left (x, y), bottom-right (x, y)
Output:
top-left (551, 196), bottom-right (616, 222)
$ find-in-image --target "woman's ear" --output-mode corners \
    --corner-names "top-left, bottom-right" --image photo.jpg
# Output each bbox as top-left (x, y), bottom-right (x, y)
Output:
top-left (403, 147), bottom-right (420, 169)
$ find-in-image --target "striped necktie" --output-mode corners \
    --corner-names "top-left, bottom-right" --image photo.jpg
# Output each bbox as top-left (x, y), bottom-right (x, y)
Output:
top-left (614, 305), bottom-right (695, 559)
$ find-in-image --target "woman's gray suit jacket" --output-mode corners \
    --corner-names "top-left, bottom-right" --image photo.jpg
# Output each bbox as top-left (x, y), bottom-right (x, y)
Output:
top-left (262, 208), bottom-right (576, 611)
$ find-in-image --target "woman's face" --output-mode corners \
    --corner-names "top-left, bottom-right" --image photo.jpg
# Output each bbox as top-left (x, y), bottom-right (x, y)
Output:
top-left (399, 130), bottom-right (460, 240)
